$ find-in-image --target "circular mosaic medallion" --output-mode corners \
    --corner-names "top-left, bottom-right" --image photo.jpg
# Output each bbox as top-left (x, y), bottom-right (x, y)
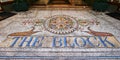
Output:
top-left (44, 15), bottom-right (78, 34)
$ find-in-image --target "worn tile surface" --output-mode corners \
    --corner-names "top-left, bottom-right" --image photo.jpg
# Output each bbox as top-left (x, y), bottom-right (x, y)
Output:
top-left (0, 8), bottom-right (120, 59)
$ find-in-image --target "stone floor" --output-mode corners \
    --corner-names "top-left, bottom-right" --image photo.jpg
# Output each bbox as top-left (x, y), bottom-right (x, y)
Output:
top-left (0, 8), bottom-right (120, 59)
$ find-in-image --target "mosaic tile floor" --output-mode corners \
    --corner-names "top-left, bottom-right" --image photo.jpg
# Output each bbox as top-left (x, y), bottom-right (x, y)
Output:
top-left (0, 8), bottom-right (120, 59)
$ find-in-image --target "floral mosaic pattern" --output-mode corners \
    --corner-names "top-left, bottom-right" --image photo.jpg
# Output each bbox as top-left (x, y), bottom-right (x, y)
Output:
top-left (44, 15), bottom-right (78, 34)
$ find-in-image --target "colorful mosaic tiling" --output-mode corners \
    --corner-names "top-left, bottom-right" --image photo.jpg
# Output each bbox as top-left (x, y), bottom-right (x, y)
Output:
top-left (0, 12), bottom-right (120, 48)
top-left (0, 9), bottom-right (120, 59)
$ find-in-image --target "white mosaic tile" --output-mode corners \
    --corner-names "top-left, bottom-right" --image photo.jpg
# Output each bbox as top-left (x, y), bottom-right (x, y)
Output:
top-left (0, 9), bottom-right (120, 58)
